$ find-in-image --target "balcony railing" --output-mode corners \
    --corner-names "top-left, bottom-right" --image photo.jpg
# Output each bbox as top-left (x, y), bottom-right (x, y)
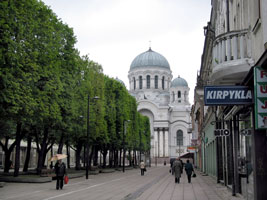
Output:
top-left (211, 29), bottom-right (254, 84)
top-left (213, 29), bottom-right (251, 65)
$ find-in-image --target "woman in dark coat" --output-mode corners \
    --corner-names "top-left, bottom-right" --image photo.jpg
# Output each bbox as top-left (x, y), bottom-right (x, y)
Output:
top-left (184, 160), bottom-right (194, 183)
top-left (55, 160), bottom-right (66, 190)
top-left (172, 158), bottom-right (182, 183)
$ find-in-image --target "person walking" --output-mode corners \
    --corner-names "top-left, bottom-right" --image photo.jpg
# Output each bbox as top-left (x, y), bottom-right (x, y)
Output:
top-left (55, 159), bottom-right (67, 190)
top-left (140, 160), bottom-right (146, 176)
top-left (179, 158), bottom-right (184, 174)
top-left (184, 159), bottom-right (194, 183)
top-left (172, 157), bottom-right (182, 183)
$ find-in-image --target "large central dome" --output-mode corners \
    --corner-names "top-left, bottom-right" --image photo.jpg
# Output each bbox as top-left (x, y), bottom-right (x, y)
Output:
top-left (130, 48), bottom-right (170, 70)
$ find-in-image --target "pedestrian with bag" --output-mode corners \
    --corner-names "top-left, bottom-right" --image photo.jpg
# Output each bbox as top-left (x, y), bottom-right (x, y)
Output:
top-left (55, 159), bottom-right (67, 190)
top-left (140, 160), bottom-right (146, 176)
top-left (184, 159), bottom-right (194, 183)
top-left (179, 158), bottom-right (184, 174)
top-left (172, 157), bottom-right (182, 183)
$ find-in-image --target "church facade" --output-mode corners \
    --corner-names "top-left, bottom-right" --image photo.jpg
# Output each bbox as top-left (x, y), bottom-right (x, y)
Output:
top-left (128, 48), bottom-right (191, 163)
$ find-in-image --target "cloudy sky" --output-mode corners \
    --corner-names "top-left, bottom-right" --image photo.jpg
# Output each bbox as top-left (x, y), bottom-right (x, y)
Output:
top-left (42, 0), bottom-right (211, 103)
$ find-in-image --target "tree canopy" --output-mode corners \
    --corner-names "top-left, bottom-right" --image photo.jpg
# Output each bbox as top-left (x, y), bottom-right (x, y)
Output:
top-left (0, 0), bottom-right (150, 173)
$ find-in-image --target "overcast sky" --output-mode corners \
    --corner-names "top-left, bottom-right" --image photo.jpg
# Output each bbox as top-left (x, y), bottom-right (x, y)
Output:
top-left (42, 0), bottom-right (211, 104)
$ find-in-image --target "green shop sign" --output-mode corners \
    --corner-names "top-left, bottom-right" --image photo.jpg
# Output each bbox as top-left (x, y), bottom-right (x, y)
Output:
top-left (254, 66), bottom-right (267, 129)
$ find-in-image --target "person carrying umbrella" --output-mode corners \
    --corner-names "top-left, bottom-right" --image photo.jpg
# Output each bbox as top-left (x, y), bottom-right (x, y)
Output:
top-left (52, 154), bottom-right (67, 190)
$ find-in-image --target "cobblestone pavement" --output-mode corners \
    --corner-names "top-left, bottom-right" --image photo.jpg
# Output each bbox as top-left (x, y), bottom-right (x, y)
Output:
top-left (0, 166), bottom-right (245, 200)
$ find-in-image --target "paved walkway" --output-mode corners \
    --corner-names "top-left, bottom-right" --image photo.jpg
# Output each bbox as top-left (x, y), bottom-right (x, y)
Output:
top-left (0, 166), bottom-right (245, 200)
top-left (134, 168), bottom-right (245, 200)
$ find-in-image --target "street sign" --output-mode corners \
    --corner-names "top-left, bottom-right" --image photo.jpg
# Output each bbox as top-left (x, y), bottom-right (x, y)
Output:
top-left (254, 66), bottom-right (267, 129)
top-left (214, 129), bottom-right (230, 137)
top-left (240, 129), bottom-right (252, 136)
top-left (204, 86), bottom-right (252, 105)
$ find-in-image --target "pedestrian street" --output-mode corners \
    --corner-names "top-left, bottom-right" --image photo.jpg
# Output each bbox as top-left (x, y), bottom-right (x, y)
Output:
top-left (0, 165), bottom-right (245, 200)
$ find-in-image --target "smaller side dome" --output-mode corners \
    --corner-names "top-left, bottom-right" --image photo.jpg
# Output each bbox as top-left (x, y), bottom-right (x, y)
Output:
top-left (171, 76), bottom-right (188, 87)
top-left (115, 77), bottom-right (125, 86)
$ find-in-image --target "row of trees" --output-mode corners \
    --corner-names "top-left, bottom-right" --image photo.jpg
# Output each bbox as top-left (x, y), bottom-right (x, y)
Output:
top-left (0, 0), bottom-right (150, 176)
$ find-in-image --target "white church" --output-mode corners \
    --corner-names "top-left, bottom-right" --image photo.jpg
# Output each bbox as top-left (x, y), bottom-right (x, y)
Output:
top-left (128, 47), bottom-right (192, 164)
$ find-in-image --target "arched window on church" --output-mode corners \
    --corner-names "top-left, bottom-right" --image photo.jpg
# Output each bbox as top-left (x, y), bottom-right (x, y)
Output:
top-left (146, 75), bottom-right (150, 89)
top-left (176, 130), bottom-right (183, 146)
top-left (139, 76), bottom-right (142, 89)
top-left (133, 77), bottom-right (136, 90)
top-left (178, 91), bottom-right (181, 98)
top-left (155, 75), bottom-right (158, 89)
top-left (178, 91), bottom-right (181, 103)
top-left (162, 76), bottom-right (165, 90)
top-left (184, 91), bottom-right (187, 102)
top-left (172, 92), bottom-right (175, 102)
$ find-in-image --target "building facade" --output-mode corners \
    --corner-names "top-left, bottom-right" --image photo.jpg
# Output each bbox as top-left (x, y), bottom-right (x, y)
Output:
top-left (128, 48), bottom-right (192, 164)
top-left (192, 0), bottom-right (267, 200)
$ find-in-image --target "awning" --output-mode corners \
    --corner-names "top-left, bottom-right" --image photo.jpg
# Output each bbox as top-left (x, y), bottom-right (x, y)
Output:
top-left (180, 152), bottom-right (194, 159)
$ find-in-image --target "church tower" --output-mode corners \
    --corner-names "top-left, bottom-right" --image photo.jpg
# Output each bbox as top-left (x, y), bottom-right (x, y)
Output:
top-left (128, 48), bottom-right (191, 163)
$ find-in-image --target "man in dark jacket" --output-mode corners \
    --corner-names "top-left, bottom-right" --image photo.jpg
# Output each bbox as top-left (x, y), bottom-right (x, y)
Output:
top-left (55, 160), bottom-right (66, 190)
top-left (184, 159), bottom-right (194, 183)
top-left (172, 158), bottom-right (182, 183)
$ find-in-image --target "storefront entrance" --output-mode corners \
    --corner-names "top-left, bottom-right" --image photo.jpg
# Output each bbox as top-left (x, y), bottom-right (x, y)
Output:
top-left (238, 112), bottom-right (254, 200)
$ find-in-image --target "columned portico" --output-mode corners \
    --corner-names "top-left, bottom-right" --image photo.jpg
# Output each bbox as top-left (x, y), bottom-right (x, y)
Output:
top-left (154, 127), bottom-right (169, 158)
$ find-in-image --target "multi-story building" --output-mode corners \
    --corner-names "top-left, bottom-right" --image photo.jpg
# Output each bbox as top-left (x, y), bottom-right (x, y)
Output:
top-left (192, 1), bottom-right (267, 199)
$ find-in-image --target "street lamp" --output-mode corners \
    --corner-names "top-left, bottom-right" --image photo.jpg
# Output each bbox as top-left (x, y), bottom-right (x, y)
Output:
top-left (86, 95), bottom-right (99, 179)
top-left (139, 131), bottom-right (142, 163)
top-left (123, 120), bottom-right (130, 172)
top-left (155, 141), bottom-right (158, 166)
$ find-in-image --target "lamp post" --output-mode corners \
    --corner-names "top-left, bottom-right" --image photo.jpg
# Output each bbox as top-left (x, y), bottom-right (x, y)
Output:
top-left (139, 131), bottom-right (142, 163)
top-left (86, 95), bottom-right (99, 179)
top-left (123, 120), bottom-right (130, 172)
top-left (155, 141), bottom-right (158, 166)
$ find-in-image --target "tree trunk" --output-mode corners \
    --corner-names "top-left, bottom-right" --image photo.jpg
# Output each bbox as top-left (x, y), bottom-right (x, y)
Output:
top-left (4, 150), bottom-right (12, 173)
top-left (75, 140), bottom-right (83, 170)
top-left (103, 148), bottom-right (108, 168)
top-left (119, 149), bottom-right (122, 167)
top-left (1, 137), bottom-right (16, 173)
top-left (66, 140), bottom-right (70, 169)
top-left (114, 149), bottom-right (118, 168)
top-left (83, 144), bottom-right (86, 167)
top-left (57, 130), bottom-right (64, 154)
top-left (93, 145), bottom-right (99, 166)
top-left (109, 149), bottom-right (112, 168)
top-left (23, 135), bottom-right (32, 172)
top-left (14, 122), bottom-right (22, 177)
top-left (37, 127), bottom-right (49, 175)
top-left (50, 145), bottom-right (54, 169)
top-left (89, 146), bottom-right (94, 170)
top-left (134, 150), bottom-right (137, 166)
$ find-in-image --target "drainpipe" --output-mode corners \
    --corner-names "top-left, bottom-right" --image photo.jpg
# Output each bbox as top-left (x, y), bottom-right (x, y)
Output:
top-left (226, 0), bottom-right (230, 32)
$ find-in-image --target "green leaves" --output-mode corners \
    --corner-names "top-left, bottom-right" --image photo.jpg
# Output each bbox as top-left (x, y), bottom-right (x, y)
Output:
top-left (0, 0), bottom-right (150, 156)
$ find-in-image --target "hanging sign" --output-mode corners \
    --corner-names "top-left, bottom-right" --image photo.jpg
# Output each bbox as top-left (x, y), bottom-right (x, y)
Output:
top-left (204, 86), bottom-right (252, 105)
top-left (254, 66), bottom-right (267, 129)
top-left (214, 129), bottom-right (230, 137)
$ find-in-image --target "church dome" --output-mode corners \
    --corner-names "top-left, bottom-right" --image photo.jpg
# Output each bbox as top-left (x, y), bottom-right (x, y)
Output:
top-left (171, 76), bottom-right (188, 87)
top-left (130, 48), bottom-right (170, 70)
top-left (115, 77), bottom-right (125, 86)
